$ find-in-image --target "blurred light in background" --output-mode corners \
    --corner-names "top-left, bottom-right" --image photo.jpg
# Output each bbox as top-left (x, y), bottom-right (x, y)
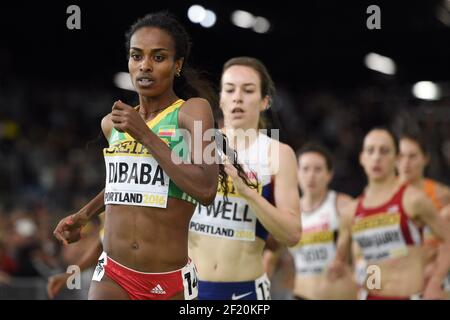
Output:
top-left (231, 10), bottom-right (254, 28)
top-left (412, 81), bottom-right (442, 100)
top-left (231, 10), bottom-right (271, 33)
top-left (253, 16), bottom-right (271, 33)
top-left (188, 5), bottom-right (217, 28)
top-left (200, 10), bottom-right (217, 28)
top-left (188, 5), bottom-right (206, 23)
top-left (114, 72), bottom-right (135, 91)
top-left (364, 52), bottom-right (397, 75)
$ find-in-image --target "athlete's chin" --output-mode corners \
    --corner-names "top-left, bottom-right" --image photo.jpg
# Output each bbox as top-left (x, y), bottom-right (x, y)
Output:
top-left (136, 87), bottom-right (160, 97)
top-left (370, 173), bottom-right (388, 182)
top-left (228, 118), bottom-right (251, 129)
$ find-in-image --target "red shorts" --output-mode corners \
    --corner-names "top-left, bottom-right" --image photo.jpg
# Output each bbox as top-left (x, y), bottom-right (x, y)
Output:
top-left (92, 252), bottom-right (198, 300)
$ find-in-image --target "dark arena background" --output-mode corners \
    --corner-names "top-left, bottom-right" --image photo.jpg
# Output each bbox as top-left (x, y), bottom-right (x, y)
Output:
top-left (0, 0), bottom-right (450, 311)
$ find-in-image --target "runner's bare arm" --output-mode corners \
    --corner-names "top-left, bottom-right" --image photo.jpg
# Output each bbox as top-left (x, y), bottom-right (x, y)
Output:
top-left (263, 236), bottom-right (287, 277)
top-left (110, 98), bottom-right (218, 205)
top-left (225, 142), bottom-right (301, 246)
top-left (328, 200), bottom-right (356, 280)
top-left (405, 187), bottom-right (450, 298)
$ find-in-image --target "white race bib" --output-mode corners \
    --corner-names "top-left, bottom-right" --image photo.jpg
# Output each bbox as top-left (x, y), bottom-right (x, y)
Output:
top-left (291, 230), bottom-right (336, 275)
top-left (352, 213), bottom-right (409, 262)
top-left (190, 194), bottom-right (257, 241)
top-left (104, 155), bottom-right (169, 208)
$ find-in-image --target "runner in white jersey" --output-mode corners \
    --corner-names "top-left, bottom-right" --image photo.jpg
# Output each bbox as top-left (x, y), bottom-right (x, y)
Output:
top-left (189, 57), bottom-right (301, 300)
top-left (266, 143), bottom-right (357, 299)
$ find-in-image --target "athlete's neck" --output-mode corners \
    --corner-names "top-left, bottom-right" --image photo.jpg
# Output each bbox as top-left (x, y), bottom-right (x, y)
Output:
top-left (406, 176), bottom-right (424, 189)
top-left (138, 92), bottom-right (179, 120)
top-left (367, 174), bottom-right (400, 197)
top-left (400, 176), bottom-right (425, 188)
top-left (301, 189), bottom-right (328, 212)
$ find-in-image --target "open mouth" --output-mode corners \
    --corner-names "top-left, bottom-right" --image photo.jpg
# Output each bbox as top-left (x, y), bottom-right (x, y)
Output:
top-left (137, 78), bottom-right (154, 86)
top-left (232, 107), bottom-right (244, 114)
top-left (136, 75), bottom-right (155, 87)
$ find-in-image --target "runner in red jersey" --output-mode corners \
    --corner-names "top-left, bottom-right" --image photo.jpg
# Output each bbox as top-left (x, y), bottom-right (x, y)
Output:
top-left (329, 127), bottom-right (450, 299)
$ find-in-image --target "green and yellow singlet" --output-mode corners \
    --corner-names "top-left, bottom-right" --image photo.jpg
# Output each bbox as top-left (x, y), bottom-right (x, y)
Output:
top-left (103, 99), bottom-right (197, 208)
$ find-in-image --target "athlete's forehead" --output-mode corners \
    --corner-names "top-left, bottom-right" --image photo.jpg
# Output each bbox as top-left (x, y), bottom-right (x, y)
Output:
top-left (363, 130), bottom-right (395, 148)
top-left (221, 65), bottom-right (261, 87)
top-left (298, 152), bottom-right (327, 167)
top-left (129, 27), bottom-right (175, 53)
top-left (400, 138), bottom-right (421, 154)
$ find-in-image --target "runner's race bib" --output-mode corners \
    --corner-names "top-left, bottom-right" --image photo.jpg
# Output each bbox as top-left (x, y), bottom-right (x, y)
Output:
top-left (291, 230), bottom-right (336, 275)
top-left (352, 212), bottom-right (408, 262)
top-left (104, 152), bottom-right (170, 208)
top-left (190, 193), bottom-right (257, 241)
